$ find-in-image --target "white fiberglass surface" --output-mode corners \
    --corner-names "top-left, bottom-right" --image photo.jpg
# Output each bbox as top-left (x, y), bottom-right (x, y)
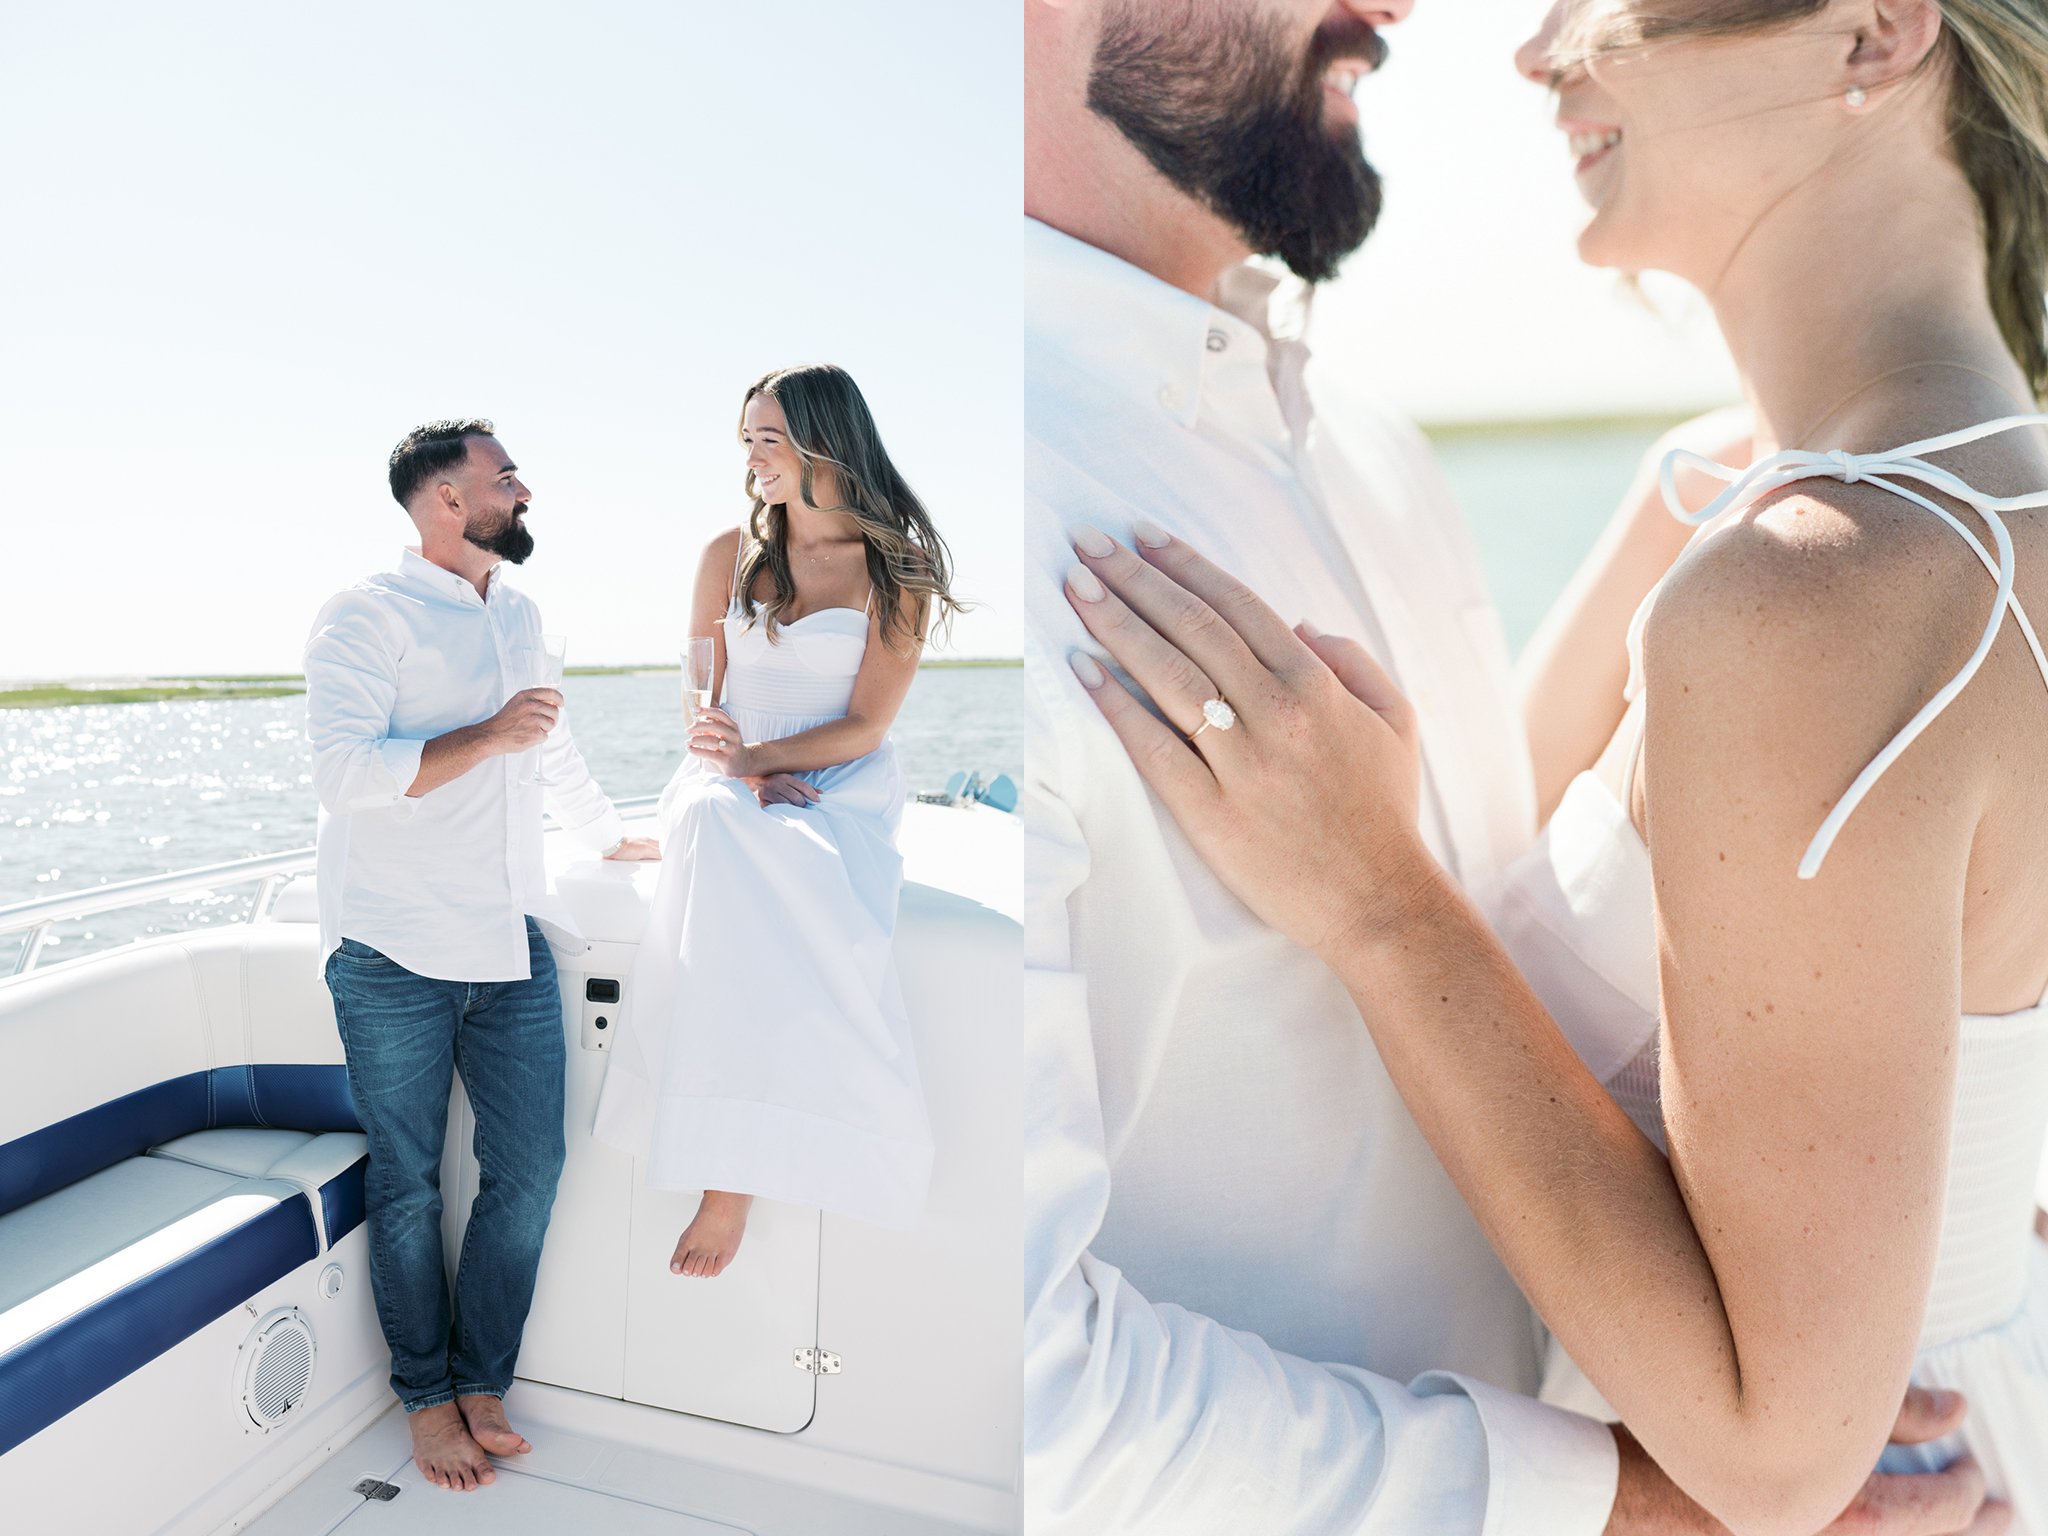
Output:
top-left (329, 1465), bottom-right (749, 1536)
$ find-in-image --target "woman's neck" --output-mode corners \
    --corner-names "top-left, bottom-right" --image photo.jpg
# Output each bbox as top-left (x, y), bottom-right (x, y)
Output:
top-left (781, 492), bottom-right (862, 551)
top-left (1701, 144), bottom-right (2022, 454)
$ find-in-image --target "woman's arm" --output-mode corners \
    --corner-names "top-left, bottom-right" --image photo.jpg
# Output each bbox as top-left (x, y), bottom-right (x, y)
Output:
top-left (690, 591), bottom-right (928, 777)
top-left (690, 527), bottom-right (742, 706)
top-left (1061, 521), bottom-right (1978, 1536)
top-left (1520, 410), bottom-right (1749, 823)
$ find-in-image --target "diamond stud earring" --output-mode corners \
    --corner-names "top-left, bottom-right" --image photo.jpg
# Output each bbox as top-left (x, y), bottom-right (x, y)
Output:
top-left (1845, 85), bottom-right (1868, 108)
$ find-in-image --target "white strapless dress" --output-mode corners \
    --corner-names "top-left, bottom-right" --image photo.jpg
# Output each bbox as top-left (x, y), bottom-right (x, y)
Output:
top-left (1496, 417), bottom-right (2048, 1527)
top-left (591, 600), bottom-right (933, 1230)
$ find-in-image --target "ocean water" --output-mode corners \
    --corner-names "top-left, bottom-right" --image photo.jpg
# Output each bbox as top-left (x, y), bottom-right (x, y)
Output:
top-left (0, 664), bottom-right (1020, 966)
top-left (1431, 420), bottom-right (1674, 656)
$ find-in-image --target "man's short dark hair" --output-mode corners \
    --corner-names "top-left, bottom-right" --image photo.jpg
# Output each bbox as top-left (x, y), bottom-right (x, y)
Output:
top-left (389, 418), bottom-right (495, 509)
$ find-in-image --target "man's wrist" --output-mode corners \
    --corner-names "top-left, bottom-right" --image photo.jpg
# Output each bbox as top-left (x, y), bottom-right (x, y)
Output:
top-left (1605, 1426), bottom-right (1721, 1536)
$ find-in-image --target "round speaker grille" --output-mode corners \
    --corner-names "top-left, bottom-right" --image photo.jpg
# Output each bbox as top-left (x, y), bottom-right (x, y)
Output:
top-left (236, 1307), bottom-right (317, 1431)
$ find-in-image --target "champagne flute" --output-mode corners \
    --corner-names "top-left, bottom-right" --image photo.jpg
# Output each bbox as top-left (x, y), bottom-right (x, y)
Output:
top-left (682, 635), bottom-right (716, 749)
top-left (526, 632), bottom-right (570, 787)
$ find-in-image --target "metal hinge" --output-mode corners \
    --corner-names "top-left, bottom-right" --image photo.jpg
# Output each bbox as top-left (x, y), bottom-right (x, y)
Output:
top-left (793, 1347), bottom-right (842, 1375)
top-left (353, 1478), bottom-right (401, 1502)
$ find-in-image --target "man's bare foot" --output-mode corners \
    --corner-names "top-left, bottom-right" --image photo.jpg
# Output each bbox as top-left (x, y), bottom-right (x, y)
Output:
top-left (408, 1400), bottom-right (494, 1491)
top-left (457, 1393), bottom-right (532, 1457)
top-left (670, 1190), bottom-right (753, 1276)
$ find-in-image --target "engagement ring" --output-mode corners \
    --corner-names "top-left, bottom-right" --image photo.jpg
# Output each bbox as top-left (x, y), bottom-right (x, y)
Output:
top-left (1189, 696), bottom-right (1237, 740)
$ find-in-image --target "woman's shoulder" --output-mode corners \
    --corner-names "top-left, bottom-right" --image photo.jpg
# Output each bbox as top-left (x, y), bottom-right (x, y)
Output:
top-left (1648, 477), bottom-right (1981, 674)
top-left (696, 526), bottom-right (750, 584)
top-left (1638, 475), bottom-right (2014, 822)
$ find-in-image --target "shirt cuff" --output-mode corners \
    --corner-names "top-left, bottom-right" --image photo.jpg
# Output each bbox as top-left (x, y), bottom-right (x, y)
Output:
top-left (378, 738), bottom-right (426, 819)
top-left (1414, 1371), bottom-right (1619, 1536)
top-left (559, 802), bottom-right (628, 854)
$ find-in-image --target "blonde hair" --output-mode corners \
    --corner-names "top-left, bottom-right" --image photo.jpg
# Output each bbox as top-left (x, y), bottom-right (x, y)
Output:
top-left (1550, 0), bottom-right (2048, 398)
top-left (735, 363), bottom-right (965, 654)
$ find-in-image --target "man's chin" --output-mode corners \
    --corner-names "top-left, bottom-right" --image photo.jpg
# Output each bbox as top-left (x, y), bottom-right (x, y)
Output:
top-left (464, 527), bottom-right (535, 565)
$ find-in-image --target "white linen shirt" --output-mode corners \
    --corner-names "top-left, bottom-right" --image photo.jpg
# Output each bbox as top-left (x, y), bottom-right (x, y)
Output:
top-left (304, 547), bottom-right (626, 982)
top-left (1023, 218), bottom-right (1620, 1535)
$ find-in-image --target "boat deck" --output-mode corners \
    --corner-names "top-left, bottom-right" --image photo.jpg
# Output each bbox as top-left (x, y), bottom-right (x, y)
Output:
top-left (243, 1391), bottom-right (995, 1536)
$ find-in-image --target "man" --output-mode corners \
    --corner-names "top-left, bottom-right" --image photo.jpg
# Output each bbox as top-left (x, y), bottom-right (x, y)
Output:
top-left (305, 420), bottom-right (659, 1492)
top-left (1021, 4), bottom-right (1997, 1532)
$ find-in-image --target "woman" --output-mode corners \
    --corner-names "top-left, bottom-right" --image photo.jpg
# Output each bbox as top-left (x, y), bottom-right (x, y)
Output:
top-left (1062, 2), bottom-right (2048, 1531)
top-left (594, 362), bottom-right (962, 1277)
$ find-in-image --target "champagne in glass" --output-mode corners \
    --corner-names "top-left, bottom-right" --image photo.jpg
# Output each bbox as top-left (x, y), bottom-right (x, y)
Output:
top-left (527, 632), bottom-right (570, 787)
top-left (682, 636), bottom-right (716, 717)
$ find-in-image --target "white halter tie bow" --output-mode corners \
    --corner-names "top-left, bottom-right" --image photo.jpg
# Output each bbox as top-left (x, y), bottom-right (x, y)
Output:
top-left (1638, 413), bottom-right (2048, 879)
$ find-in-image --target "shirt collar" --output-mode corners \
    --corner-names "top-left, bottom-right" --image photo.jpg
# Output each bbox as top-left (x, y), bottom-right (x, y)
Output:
top-left (1024, 215), bottom-right (1316, 432)
top-left (398, 545), bottom-right (501, 608)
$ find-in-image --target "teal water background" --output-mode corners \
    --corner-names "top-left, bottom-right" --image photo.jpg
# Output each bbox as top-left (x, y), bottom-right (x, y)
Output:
top-left (1431, 419), bottom-right (1677, 656)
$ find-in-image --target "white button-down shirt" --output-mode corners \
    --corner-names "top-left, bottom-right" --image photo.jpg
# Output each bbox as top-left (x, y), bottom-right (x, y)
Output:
top-left (1024, 218), bottom-right (1619, 1534)
top-left (304, 547), bottom-right (626, 982)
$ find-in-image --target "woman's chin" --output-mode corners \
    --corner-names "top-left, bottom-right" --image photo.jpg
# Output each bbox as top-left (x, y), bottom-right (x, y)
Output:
top-left (1572, 213), bottom-right (1639, 274)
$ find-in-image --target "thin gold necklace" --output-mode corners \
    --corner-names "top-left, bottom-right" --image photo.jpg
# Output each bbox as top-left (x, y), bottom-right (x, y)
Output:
top-left (1780, 359), bottom-right (2033, 454)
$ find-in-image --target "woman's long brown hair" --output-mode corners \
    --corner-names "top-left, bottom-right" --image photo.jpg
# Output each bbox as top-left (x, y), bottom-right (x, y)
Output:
top-left (734, 363), bottom-right (966, 654)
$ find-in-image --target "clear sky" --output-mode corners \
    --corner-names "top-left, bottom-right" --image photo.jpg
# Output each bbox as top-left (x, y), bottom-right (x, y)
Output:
top-left (0, 2), bottom-right (1021, 678)
top-left (1326, 0), bottom-right (1741, 425)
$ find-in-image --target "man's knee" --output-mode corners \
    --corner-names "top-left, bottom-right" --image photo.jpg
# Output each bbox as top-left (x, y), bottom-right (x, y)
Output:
top-left (485, 1123), bottom-right (566, 1205)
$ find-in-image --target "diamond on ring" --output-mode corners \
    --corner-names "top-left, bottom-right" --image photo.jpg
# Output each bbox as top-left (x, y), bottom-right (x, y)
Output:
top-left (1190, 696), bottom-right (1237, 740)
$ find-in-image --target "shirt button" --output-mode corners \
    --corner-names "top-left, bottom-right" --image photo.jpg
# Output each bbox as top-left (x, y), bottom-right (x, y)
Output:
top-left (1158, 383), bottom-right (1183, 410)
top-left (1205, 330), bottom-right (1229, 353)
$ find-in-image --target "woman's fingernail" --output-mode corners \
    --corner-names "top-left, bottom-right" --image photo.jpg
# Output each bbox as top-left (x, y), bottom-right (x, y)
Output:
top-left (1298, 617), bottom-right (1323, 639)
top-left (1067, 563), bottom-right (1106, 602)
top-left (1132, 518), bottom-right (1170, 548)
top-left (1069, 650), bottom-right (1106, 688)
top-left (1072, 523), bottom-right (1115, 558)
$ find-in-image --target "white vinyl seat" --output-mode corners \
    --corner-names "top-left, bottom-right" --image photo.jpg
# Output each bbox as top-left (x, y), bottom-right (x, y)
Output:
top-left (0, 930), bottom-right (368, 1457)
top-left (0, 1156), bottom-right (251, 1318)
top-left (154, 1128), bottom-right (369, 1249)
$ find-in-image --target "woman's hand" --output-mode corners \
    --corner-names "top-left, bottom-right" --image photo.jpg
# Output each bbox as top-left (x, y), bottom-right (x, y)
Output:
top-left (688, 706), bottom-right (758, 778)
top-left (1062, 522), bottom-right (1437, 956)
top-left (744, 772), bottom-right (822, 808)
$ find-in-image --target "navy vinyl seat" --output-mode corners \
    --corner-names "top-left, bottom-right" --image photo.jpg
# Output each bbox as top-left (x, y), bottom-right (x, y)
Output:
top-left (0, 1064), bottom-right (366, 1456)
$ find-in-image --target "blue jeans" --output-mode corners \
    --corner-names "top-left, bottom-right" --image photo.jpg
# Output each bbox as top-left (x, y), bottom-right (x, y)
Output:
top-left (324, 919), bottom-right (566, 1412)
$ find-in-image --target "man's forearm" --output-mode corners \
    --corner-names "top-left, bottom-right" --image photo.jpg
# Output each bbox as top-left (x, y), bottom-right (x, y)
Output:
top-left (409, 722), bottom-right (501, 797)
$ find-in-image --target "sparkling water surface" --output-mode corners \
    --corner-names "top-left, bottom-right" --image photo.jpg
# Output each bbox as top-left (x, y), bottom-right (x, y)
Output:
top-left (1, 667), bottom-right (1021, 967)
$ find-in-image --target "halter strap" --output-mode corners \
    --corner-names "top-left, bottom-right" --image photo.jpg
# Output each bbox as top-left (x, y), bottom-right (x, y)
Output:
top-left (1627, 413), bottom-right (2048, 879)
top-left (727, 533), bottom-right (749, 618)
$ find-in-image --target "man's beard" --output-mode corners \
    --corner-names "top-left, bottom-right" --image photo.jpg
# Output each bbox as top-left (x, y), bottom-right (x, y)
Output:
top-left (1086, 3), bottom-right (1386, 284)
top-left (465, 502), bottom-right (534, 564)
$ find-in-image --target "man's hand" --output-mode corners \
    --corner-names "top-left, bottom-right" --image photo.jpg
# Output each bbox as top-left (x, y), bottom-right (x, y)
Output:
top-left (485, 687), bottom-right (562, 753)
top-left (603, 836), bottom-right (661, 861)
top-left (1606, 1386), bottom-right (2006, 1535)
top-left (411, 688), bottom-right (561, 797)
top-left (744, 773), bottom-right (822, 809)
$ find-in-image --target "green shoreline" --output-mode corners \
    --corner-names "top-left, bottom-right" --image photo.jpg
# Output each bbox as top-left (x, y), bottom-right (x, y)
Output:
top-left (2, 657), bottom-right (1022, 711)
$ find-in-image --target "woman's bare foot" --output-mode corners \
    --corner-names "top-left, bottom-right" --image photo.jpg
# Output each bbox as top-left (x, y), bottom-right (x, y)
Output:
top-left (408, 1401), bottom-right (494, 1491)
top-left (670, 1191), bottom-right (753, 1276)
top-left (457, 1393), bottom-right (532, 1457)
